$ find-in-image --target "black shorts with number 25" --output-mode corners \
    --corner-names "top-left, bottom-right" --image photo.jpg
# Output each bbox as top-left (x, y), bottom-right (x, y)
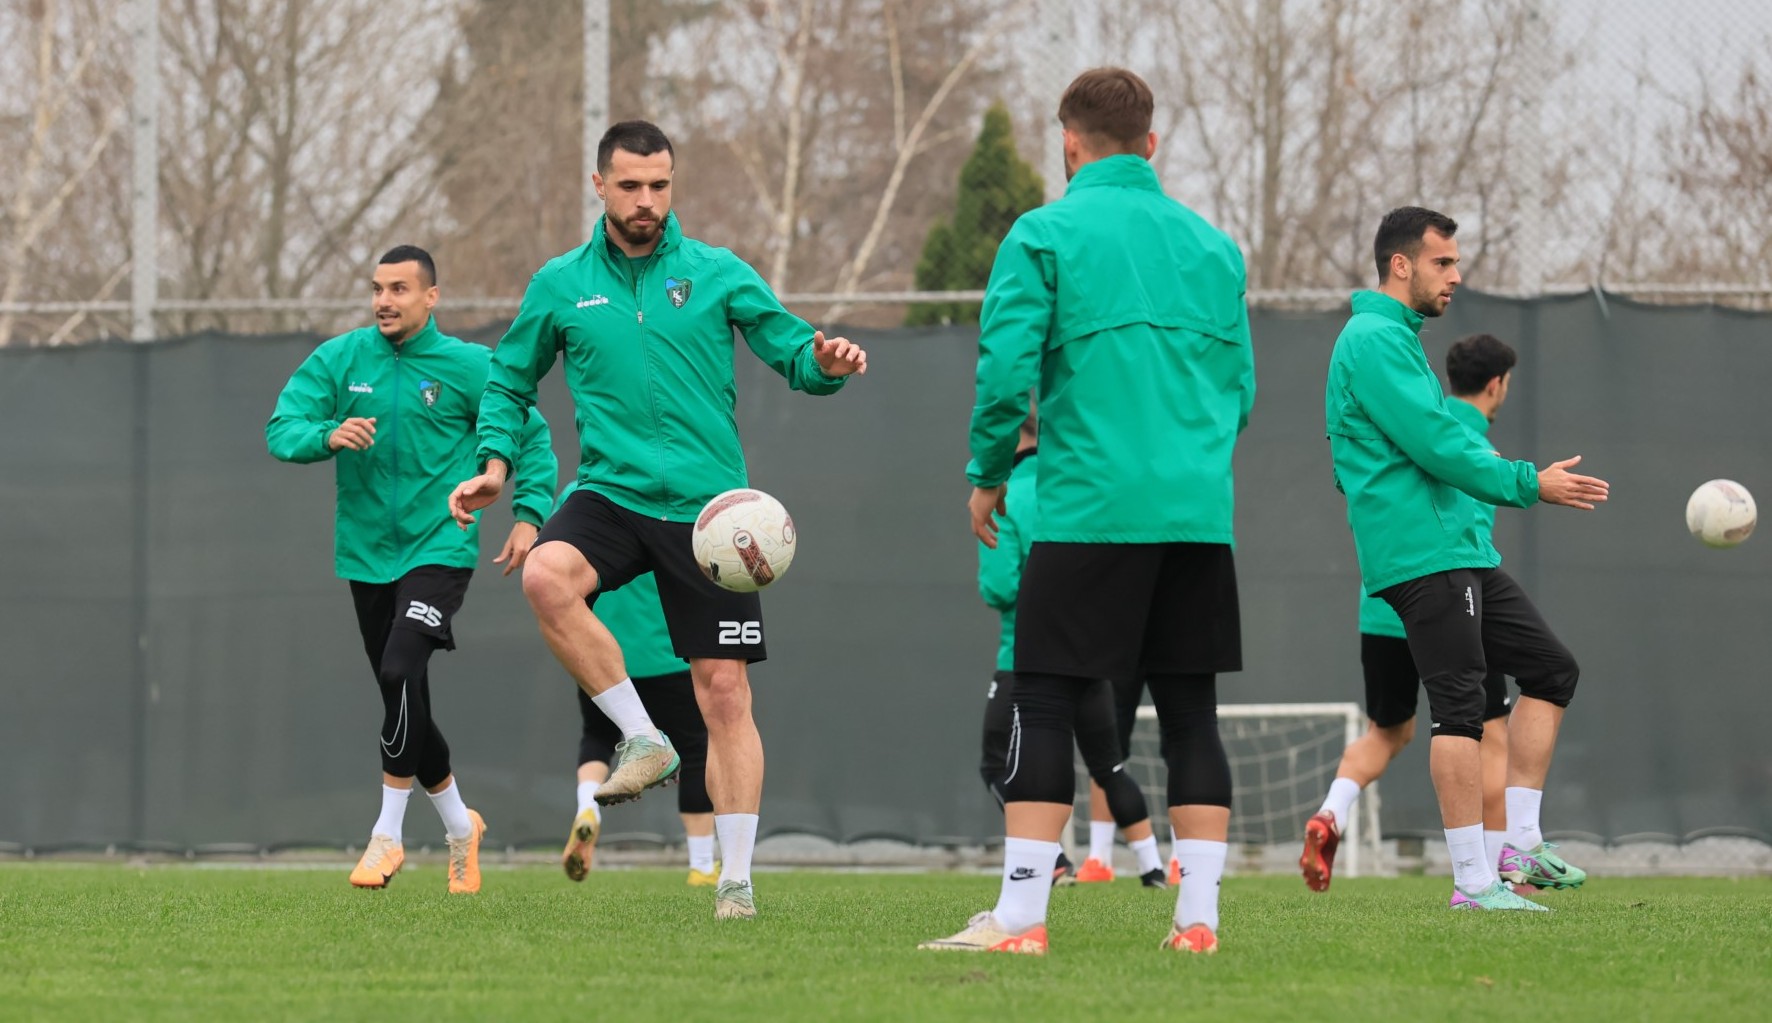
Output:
top-left (538, 488), bottom-right (767, 663)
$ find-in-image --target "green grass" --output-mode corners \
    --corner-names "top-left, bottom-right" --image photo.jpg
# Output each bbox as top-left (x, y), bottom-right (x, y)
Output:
top-left (1, 865), bottom-right (1768, 1021)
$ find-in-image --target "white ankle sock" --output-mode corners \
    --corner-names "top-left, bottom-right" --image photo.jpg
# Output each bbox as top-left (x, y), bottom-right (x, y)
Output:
top-left (1088, 821), bottom-right (1116, 862)
top-left (992, 837), bottom-right (1061, 934)
top-left (1447, 823), bottom-right (1496, 893)
top-left (1484, 829), bottom-right (1507, 869)
top-left (1173, 839), bottom-right (1227, 931)
top-left (1319, 777), bottom-right (1362, 833)
top-left (373, 784), bottom-right (410, 843)
top-left (687, 833), bottom-right (716, 873)
top-left (575, 780), bottom-right (602, 818)
top-left (591, 679), bottom-right (662, 742)
top-left (427, 779), bottom-right (473, 840)
top-left (715, 814), bottom-right (758, 885)
top-left (1130, 835), bottom-right (1163, 874)
top-left (1504, 787), bottom-right (1544, 852)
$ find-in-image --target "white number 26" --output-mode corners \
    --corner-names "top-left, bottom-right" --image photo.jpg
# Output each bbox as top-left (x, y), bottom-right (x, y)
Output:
top-left (718, 620), bottom-right (762, 645)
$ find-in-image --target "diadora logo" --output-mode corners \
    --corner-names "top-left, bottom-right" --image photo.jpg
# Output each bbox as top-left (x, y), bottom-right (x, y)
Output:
top-left (405, 601), bottom-right (443, 628)
top-left (348, 382), bottom-right (374, 394)
top-left (575, 295), bottom-right (609, 308)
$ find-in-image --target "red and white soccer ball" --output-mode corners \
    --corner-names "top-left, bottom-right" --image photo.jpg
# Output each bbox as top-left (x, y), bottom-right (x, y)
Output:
top-left (692, 488), bottom-right (798, 592)
top-left (1685, 479), bottom-right (1756, 548)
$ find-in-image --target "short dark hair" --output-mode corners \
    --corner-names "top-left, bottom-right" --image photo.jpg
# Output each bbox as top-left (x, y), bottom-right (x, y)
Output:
top-left (1373, 206), bottom-right (1458, 282)
top-left (378, 244), bottom-right (436, 287)
top-left (1057, 67), bottom-right (1154, 151)
top-left (597, 120), bottom-right (674, 173)
top-left (1446, 333), bottom-right (1517, 396)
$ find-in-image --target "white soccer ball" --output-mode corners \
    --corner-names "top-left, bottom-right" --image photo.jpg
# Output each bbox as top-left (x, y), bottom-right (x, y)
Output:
top-left (1685, 479), bottom-right (1757, 548)
top-left (691, 488), bottom-right (797, 592)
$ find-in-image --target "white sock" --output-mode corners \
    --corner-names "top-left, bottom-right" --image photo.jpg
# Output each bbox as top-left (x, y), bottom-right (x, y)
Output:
top-left (1130, 834), bottom-right (1163, 874)
top-left (427, 779), bottom-right (474, 840)
top-left (687, 833), bottom-right (716, 873)
top-left (1504, 787), bottom-right (1544, 852)
top-left (575, 780), bottom-right (603, 818)
top-left (1319, 777), bottom-right (1362, 833)
top-left (715, 813), bottom-right (759, 886)
top-left (591, 679), bottom-right (662, 742)
top-left (1173, 839), bottom-right (1227, 931)
top-left (1447, 823), bottom-right (1496, 894)
top-left (373, 784), bottom-right (410, 843)
top-left (1088, 820), bottom-right (1116, 862)
top-left (992, 837), bottom-right (1062, 934)
top-left (1484, 829), bottom-right (1507, 869)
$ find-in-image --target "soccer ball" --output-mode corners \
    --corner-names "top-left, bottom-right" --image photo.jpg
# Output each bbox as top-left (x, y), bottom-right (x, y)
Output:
top-left (1685, 479), bottom-right (1756, 548)
top-left (691, 488), bottom-right (797, 592)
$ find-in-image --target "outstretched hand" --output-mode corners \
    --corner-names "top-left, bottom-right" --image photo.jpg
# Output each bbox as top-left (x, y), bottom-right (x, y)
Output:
top-left (813, 331), bottom-right (868, 377)
top-left (1537, 455), bottom-right (1610, 510)
top-left (495, 521), bottom-right (539, 576)
top-left (969, 485), bottom-right (1008, 548)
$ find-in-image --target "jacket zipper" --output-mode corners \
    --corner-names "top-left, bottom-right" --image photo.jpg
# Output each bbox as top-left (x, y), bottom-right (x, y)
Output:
top-left (390, 346), bottom-right (402, 570)
top-left (632, 253), bottom-right (672, 517)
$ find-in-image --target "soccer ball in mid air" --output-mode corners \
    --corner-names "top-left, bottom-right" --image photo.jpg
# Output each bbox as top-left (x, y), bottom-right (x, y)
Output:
top-left (1685, 479), bottom-right (1756, 548)
top-left (692, 488), bottom-right (798, 592)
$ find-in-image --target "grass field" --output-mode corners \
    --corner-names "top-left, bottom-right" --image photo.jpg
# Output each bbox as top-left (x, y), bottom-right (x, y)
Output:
top-left (2, 865), bottom-right (1768, 1021)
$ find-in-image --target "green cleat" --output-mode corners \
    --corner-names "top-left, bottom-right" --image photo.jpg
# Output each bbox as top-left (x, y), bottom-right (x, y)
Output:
top-left (595, 733), bottom-right (681, 806)
top-left (1498, 842), bottom-right (1587, 890)
top-left (714, 879), bottom-right (757, 920)
top-left (1449, 880), bottom-right (1551, 911)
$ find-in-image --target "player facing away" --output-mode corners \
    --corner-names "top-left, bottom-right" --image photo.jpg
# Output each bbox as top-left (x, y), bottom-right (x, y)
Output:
top-left (558, 484), bottom-right (717, 886)
top-left (448, 120), bottom-right (867, 921)
top-left (976, 411), bottom-right (1169, 888)
top-left (1305, 333), bottom-right (1537, 893)
top-left (266, 245), bottom-right (558, 893)
top-left (922, 68), bottom-right (1254, 956)
top-left (1324, 208), bottom-right (1609, 911)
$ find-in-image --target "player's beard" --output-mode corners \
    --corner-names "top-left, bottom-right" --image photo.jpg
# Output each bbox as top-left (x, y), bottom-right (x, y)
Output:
top-left (607, 209), bottom-right (663, 247)
top-left (1410, 275), bottom-right (1448, 317)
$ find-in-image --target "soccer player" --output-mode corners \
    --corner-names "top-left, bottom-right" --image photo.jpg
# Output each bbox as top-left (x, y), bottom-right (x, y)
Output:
top-left (922, 67), bottom-right (1254, 956)
top-left (557, 489), bottom-right (716, 886)
top-left (266, 245), bottom-right (557, 893)
top-left (448, 121), bottom-right (867, 921)
top-left (976, 411), bottom-right (1168, 888)
top-left (1324, 207), bottom-right (1609, 911)
top-left (1304, 333), bottom-right (1523, 892)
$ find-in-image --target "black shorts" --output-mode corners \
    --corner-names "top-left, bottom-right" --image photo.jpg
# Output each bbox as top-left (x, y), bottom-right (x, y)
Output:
top-left (349, 565), bottom-right (474, 657)
top-left (1360, 633), bottom-right (1509, 728)
top-left (538, 489), bottom-right (766, 663)
top-left (1014, 541), bottom-right (1241, 680)
top-left (1375, 567), bottom-right (1578, 741)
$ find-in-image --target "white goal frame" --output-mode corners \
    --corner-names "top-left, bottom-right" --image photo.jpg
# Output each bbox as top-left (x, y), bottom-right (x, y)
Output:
top-left (1126, 701), bottom-right (1382, 878)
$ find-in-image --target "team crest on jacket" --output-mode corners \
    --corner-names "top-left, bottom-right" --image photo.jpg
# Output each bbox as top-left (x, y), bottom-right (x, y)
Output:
top-left (419, 379), bottom-right (441, 407)
top-left (665, 277), bottom-right (692, 308)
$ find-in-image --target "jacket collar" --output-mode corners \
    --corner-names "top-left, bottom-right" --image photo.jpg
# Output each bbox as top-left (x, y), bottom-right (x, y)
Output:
top-left (382, 315), bottom-right (441, 353)
top-left (1064, 154), bottom-right (1163, 195)
top-left (1350, 289), bottom-right (1425, 335)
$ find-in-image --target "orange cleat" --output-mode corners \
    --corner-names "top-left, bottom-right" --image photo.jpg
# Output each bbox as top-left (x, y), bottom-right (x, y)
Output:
top-left (1300, 810), bottom-right (1341, 893)
top-left (349, 835), bottom-right (405, 889)
top-left (447, 809), bottom-right (485, 894)
top-left (919, 912), bottom-right (1048, 955)
top-left (1159, 922), bottom-right (1218, 954)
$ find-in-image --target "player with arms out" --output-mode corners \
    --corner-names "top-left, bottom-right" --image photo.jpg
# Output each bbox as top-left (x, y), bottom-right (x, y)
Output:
top-left (1324, 208), bottom-right (1608, 911)
top-left (922, 67), bottom-right (1254, 956)
top-left (267, 245), bottom-right (557, 893)
top-left (449, 121), bottom-right (866, 921)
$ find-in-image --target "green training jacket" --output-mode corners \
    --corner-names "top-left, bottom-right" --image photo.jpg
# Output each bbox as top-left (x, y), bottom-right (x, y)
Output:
top-left (967, 155), bottom-right (1255, 543)
top-left (1359, 396), bottom-right (1502, 636)
top-left (976, 451), bottom-right (1038, 672)
top-left (267, 317), bottom-right (557, 584)
top-left (476, 213), bottom-right (846, 522)
top-left (1326, 291), bottom-right (1537, 595)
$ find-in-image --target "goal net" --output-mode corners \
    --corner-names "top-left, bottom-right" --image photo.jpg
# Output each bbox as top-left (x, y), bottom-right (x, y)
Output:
top-left (1072, 702), bottom-right (1384, 877)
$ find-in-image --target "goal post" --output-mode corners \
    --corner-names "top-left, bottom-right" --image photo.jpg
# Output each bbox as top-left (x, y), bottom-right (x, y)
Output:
top-left (1072, 701), bottom-right (1384, 877)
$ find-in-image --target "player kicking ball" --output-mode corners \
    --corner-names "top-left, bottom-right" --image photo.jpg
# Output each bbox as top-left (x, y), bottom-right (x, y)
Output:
top-left (1324, 208), bottom-right (1607, 911)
